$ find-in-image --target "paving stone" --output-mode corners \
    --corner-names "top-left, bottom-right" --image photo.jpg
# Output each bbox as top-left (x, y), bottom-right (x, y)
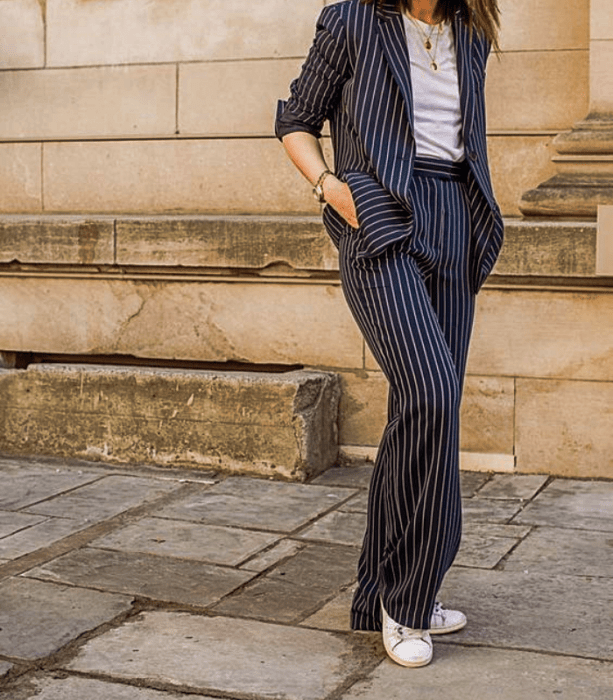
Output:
top-left (464, 523), bottom-right (532, 540)
top-left (456, 524), bottom-right (532, 570)
top-left (66, 611), bottom-right (367, 700)
top-left (212, 576), bottom-right (338, 623)
top-left (0, 516), bottom-right (90, 559)
top-left (3, 676), bottom-right (217, 699)
top-left (455, 530), bottom-right (523, 569)
top-left (0, 661), bottom-right (12, 677)
top-left (298, 511), bottom-right (367, 547)
top-left (477, 474), bottom-right (549, 500)
top-left (267, 543), bottom-right (358, 586)
top-left (214, 543), bottom-right (359, 622)
top-left (461, 498), bottom-right (524, 523)
top-left (459, 470), bottom-right (492, 498)
top-left (301, 584), bottom-right (357, 632)
top-left (513, 479), bottom-right (613, 531)
top-left (0, 510), bottom-right (47, 538)
top-left (156, 477), bottom-right (356, 532)
top-left (340, 646), bottom-right (613, 700)
top-left (311, 464), bottom-right (374, 489)
top-left (23, 547), bottom-right (255, 607)
top-left (239, 539), bottom-right (305, 572)
top-left (503, 527), bottom-right (613, 577)
top-left (0, 577), bottom-right (132, 660)
top-left (91, 517), bottom-right (279, 566)
top-left (437, 568), bottom-right (613, 660)
top-left (0, 464), bottom-right (100, 510)
top-left (339, 491), bottom-right (369, 513)
top-left (23, 475), bottom-right (180, 521)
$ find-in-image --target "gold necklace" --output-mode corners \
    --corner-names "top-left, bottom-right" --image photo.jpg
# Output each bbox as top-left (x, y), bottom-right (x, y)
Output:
top-left (407, 15), bottom-right (443, 71)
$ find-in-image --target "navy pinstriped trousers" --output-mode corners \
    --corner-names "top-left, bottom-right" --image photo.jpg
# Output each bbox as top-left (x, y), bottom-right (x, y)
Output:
top-left (343, 158), bottom-right (474, 632)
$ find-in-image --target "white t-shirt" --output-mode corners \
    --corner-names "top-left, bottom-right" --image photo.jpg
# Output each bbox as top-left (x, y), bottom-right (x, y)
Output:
top-left (402, 14), bottom-right (465, 162)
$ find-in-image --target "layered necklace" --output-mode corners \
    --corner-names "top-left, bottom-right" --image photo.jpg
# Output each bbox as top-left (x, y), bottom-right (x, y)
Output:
top-left (407, 14), bottom-right (444, 71)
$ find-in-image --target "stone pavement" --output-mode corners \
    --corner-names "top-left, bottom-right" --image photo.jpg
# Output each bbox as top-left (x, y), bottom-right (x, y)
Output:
top-left (0, 455), bottom-right (612, 699)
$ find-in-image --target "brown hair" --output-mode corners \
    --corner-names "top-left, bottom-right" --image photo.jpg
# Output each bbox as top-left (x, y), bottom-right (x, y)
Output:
top-left (361, 0), bottom-right (501, 52)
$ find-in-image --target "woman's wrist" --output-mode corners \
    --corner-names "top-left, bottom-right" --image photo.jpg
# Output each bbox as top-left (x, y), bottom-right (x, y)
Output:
top-left (321, 173), bottom-right (340, 203)
top-left (313, 169), bottom-right (333, 202)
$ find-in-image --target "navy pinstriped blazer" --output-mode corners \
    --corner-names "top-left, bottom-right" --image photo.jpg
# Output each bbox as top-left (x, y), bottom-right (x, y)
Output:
top-left (275, 0), bottom-right (504, 293)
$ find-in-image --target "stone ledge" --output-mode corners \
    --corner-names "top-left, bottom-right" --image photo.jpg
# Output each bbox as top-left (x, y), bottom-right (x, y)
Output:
top-left (0, 214), bottom-right (607, 280)
top-left (0, 364), bottom-right (341, 481)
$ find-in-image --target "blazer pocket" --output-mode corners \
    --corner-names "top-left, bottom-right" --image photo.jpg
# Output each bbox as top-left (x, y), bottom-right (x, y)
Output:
top-left (344, 171), bottom-right (413, 258)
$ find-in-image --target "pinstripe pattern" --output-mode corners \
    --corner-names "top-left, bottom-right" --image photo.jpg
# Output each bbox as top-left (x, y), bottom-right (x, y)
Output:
top-left (275, 0), bottom-right (503, 292)
top-left (340, 158), bottom-right (473, 630)
top-left (275, 0), bottom-right (503, 633)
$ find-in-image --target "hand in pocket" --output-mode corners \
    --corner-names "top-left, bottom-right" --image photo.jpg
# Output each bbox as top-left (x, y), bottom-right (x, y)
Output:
top-left (324, 177), bottom-right (359, 229)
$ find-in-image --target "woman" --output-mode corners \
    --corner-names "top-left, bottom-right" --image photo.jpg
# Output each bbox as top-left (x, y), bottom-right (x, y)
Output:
top-left (275, 0), bottom-right (502, 668)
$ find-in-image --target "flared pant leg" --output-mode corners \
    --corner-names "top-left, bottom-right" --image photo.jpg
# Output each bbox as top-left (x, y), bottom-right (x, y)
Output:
top-left (342, 162), bottom-right (475, 631)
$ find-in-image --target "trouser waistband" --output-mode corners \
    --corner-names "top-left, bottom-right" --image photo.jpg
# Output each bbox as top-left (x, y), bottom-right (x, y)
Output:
top-left (413, 157), bottom-right (468, 182)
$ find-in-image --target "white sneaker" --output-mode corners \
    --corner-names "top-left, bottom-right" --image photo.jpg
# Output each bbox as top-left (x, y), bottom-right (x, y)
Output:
top-left (429, 601), bottom-right (467, 635)
top-left (381, 602), bottom-right (433, 668)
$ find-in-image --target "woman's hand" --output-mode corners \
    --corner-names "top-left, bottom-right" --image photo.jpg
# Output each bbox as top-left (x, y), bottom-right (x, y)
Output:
top-left (280, 132), bottom-right (359, 229)
top-left (323, 176), bottom-right (359, 229)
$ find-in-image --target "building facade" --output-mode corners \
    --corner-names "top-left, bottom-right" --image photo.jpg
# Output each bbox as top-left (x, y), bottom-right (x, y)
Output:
top-left (0, 0), bottom-right (611, 478)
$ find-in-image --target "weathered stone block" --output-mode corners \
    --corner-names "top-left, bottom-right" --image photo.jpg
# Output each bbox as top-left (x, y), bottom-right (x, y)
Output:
top-left (337, 370), bottom-right (387, 447)
top-left (515, 378), bottom-right (613, 478)
top-left (468, 288), bottom-right (613, 382)
top-left (592, 0), bottom-right (613, 40)
top-left (0, 364), bottom-right (341, 481)
top-left (499, 0), bottom-right (588, 51)
top-left (179, 58), bottom-right (304, 136)
top-left (486, 50), bottom-right (588, 132)
top-left (115, 215), bottom-right (338, 271)
top-left (591, 40), bottom-right (613, 113)
top-left (47, 0), bottom-right (322, 66)
top-left (460, 376), bottom-right (515, 455)
top-left (0, 278), bottom-right (363, 368)
top-left (0, 143), bottom-right (42, 212)
top-left (494, 220), bottom-right (597, 277)
top-left (43, 139), bottom-right (320, 214)
top-left (0, 0), bottom-right (44, 68)
top-left (487, 135), bottom-right (557, 217)
top-left (0, 65), bottom-right (176, 140)
top-left (0, 216), bottom-right (114, 265)
top-left (598, 206), bottom-right (613, 275)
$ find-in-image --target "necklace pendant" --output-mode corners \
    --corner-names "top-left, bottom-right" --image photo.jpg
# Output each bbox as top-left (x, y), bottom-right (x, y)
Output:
top-left (431, 61), bottom-right (438, 71)
top-left (424, 39), bottom-right (432, 50)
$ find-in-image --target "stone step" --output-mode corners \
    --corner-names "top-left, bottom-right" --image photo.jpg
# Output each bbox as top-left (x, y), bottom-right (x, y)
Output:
top-left (0, 363), bottom-right (341, 481)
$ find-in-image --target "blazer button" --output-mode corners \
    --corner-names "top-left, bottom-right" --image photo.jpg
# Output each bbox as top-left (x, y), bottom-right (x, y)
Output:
top-left (469, 151), bottom-right (478, 161)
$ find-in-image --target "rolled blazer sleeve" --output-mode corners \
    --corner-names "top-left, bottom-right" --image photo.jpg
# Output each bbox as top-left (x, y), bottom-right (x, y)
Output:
top-left (275, 5), bottom-right (350, 140)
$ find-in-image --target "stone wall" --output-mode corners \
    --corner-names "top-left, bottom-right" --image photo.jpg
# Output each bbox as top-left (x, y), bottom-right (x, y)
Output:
top-left (0, 1), bottom-right (611, 479)
top-left (1, 215), bottom-right (611, 479)
top-left (0, 0), bottom-right (590, 217)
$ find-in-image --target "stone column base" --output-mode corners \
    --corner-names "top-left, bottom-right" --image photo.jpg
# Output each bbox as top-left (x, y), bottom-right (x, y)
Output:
top-left (520, 116), bottom-right (613, 218)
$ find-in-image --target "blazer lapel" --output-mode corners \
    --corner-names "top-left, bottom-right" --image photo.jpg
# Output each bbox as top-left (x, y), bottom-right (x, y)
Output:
top-left (375, 2), bottom-right (414, 129)
top-left (453, 12), bottom-right (475, 144)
